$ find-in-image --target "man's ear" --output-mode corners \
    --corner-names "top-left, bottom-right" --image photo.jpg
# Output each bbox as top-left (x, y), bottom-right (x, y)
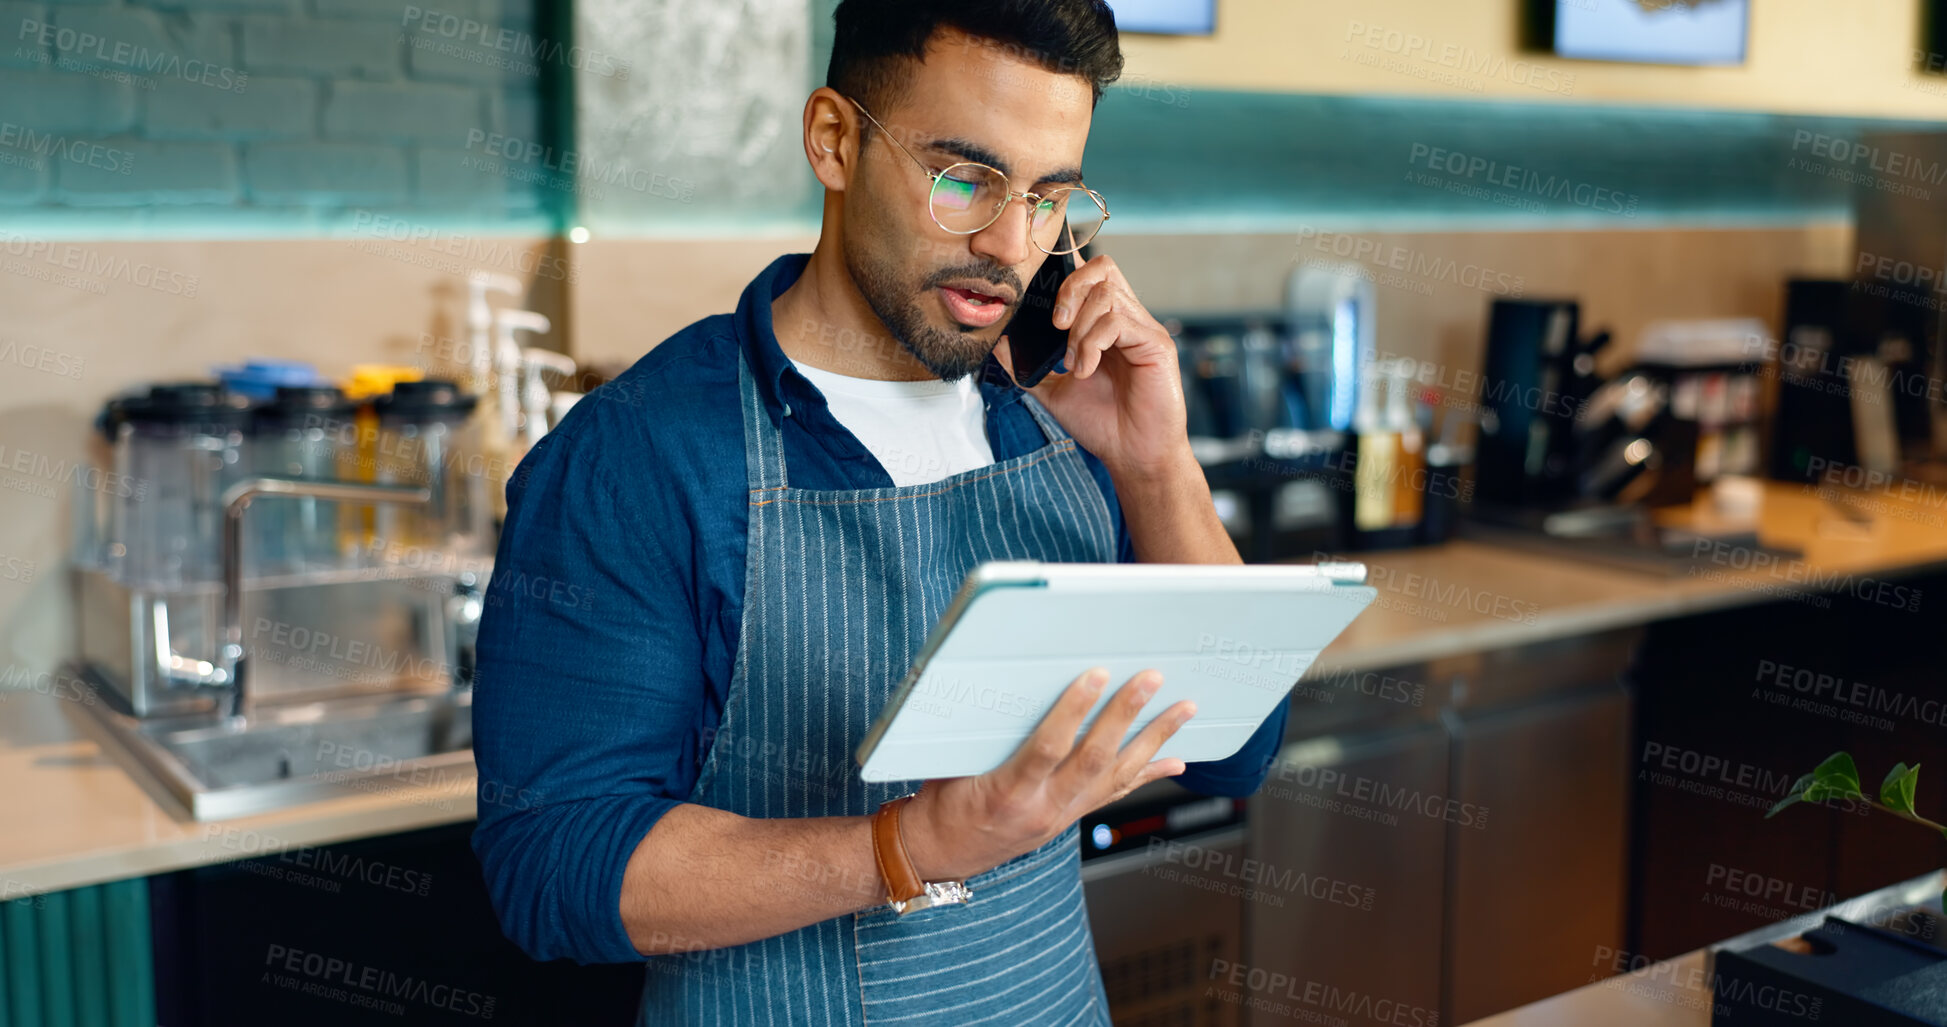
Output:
top-left (802, 87), bottom-right (856, 192)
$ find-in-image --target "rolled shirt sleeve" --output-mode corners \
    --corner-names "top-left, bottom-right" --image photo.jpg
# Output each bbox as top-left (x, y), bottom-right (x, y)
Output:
top-left (470, 412), bottom-right (699, 965)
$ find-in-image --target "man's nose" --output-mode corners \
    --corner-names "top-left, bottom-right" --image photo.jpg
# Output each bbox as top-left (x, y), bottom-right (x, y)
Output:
top-left (968, 196), bottom-right (1035, 269)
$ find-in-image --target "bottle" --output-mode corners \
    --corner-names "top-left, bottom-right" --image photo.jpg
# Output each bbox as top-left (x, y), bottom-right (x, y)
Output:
top-left (1352, 358), bottom-right (1397, 532)
top-left (1388, 362), bottom-right (1425, 528)
top-left (340, 365), bottom-right (424, 558)
top-left (479, 310), bottom-right (551, 521)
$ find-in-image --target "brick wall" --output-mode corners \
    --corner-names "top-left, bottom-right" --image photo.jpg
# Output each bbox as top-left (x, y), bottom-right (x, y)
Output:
top-left (0, 0), bottom-right (548, 223)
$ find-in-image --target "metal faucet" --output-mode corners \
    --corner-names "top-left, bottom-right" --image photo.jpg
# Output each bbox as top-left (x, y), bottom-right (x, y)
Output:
top-left (218, 477), bottom-right (432, 721)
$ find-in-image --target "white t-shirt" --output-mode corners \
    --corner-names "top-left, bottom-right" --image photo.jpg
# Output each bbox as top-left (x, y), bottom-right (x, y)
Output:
top-left (791, 360), bottom-right (996, 487)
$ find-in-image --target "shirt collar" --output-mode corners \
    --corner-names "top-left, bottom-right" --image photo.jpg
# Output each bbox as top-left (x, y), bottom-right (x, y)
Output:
top-left (734, 252), bottom-right (1026, 424)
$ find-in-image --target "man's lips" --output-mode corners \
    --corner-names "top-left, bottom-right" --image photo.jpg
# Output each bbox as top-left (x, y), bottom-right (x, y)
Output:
top-left (937, 284), bottom-right (1013, 328)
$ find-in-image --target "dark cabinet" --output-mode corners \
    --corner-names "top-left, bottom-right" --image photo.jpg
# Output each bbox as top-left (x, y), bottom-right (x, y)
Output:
top-left (1447, 686), bottom-right (1632, 1022)
top-left (1234, 630), bottom-right (1639, 1027)
top-left (151, 824), bottom-right (645, 1026)
top-left (1627, 579), bottom-right (1947, 959)
top-left (1245, 723), bottom-right (1451, 1027)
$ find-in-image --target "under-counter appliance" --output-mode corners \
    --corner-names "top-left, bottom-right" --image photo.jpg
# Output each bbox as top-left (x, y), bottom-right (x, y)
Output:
top-left (1082, 782), bottom-right (1248, 1026)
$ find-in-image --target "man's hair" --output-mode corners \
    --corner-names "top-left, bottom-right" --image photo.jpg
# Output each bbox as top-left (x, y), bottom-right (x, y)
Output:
top-left (827, 0), bottom-right (1122, 132)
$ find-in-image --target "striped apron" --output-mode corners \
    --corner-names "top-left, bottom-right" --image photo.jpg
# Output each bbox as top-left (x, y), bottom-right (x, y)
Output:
top-left (636, 350), bottom-right (1118, 1025)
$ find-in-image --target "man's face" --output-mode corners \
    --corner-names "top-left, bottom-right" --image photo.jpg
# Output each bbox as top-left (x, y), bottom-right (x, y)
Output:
top-left (842, 29), bottom-right (1095, 381)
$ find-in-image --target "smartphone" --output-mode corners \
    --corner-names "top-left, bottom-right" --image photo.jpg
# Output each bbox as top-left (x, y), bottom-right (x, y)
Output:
top-left (1005, 225), bottom-right (1081, 388)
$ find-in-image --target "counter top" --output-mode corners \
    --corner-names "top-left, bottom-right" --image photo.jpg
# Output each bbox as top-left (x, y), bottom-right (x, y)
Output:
top-left (1461, 951), bottom-right (1712, 1027)
top-left (5, 481), bottom-right (1945, 897)
top-left (1458, 870), bottom-right (1947, 1026)
top-left (1315, 480), bottom-right (1947, 673)
top-left (0, 685), bottom-right (473, 898)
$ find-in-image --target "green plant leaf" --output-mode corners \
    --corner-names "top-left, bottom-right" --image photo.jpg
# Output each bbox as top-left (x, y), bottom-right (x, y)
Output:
top-left (1881, 763), bottom-right (1921, 816)
top-left (1812, 751), bottom-right (1863, 796)
top-left (1766, 793), bottom-right (1803, 818)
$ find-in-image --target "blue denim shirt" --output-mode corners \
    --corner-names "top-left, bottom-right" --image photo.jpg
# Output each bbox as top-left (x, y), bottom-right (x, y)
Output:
top-left (470, 253), bottom-right (1290, 964)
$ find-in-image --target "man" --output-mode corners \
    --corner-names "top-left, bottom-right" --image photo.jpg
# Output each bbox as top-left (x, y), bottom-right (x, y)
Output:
top-left (471, 1), bottom-right (1290, 1022)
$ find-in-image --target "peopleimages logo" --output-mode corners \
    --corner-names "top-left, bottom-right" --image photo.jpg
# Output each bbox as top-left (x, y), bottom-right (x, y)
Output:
top-left (0, 234), bottom-right (199, 296)
top-left (1343, 19), bottom-right (1574, 96)
top-left (17, 18), bottom-right (247, 91)
top-left (1264, 758), bottom-right (1490, 829)
top-left (402, 5), bottom-right (630, 79)
top-left (462, 130), bottom-right (693, 203)
top-left (1792, 131), bottom-right (1947, 187)
top-left (1295, 227), bottom-right (1526, 297)
top-left (1148, 837), bottom-right (1377, 911)
top-left (1209, 959), bottom-right (1440, 1026)
top-left (1407, 143), bottom-right (1639, 216)
top-left (345, 210), bottom-right (577, 284)
top-left (263, 944), bottom-right (494, 1019)
top-left (1755, 658), bottom-right (1947, 730)
top-left (0, 122), bottom-right (133, 175)
top-left (0, 339), bottom-right (83, 380)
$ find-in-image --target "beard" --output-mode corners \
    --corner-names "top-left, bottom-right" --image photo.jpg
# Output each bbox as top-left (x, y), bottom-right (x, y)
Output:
top-left (844, 238), bottom-right (1021, 383)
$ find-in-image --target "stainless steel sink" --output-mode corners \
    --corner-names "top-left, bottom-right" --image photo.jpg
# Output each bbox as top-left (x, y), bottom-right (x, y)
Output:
top-left (67, 666), bottom-right (475, 821)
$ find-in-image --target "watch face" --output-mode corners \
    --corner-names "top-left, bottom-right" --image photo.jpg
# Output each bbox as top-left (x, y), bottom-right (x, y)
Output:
top-left (893, 882), bottom-right (972, 916)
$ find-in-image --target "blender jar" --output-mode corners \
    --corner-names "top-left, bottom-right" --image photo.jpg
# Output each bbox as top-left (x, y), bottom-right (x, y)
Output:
top-left (245, 385), bottom-right (358, 574)
top-left (110, 383), bottom-right (250, 590)
top-left (372, 379), bottom-right (481, 555)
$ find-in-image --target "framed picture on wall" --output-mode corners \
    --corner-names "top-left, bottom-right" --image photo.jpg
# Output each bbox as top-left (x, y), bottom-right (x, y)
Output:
top-left (1924, 0), bottom-right (1947, 73)
top-left (1526, 0), bottom-right (1749, 66)
top-left (1104, 0), bottom-right (1215, 36)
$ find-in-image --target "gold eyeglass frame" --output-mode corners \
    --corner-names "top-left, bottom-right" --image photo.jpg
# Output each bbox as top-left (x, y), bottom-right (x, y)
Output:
top-left (844, 95), bottom-right (1109, 256)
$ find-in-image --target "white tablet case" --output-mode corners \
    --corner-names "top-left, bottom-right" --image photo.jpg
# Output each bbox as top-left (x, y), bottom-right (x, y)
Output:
top-left (856, 561), bottom-right (1378, 783)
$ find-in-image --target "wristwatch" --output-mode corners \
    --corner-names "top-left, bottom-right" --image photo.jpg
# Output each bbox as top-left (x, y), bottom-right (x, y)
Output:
top-left (871, 794), bottom-right (972, 915)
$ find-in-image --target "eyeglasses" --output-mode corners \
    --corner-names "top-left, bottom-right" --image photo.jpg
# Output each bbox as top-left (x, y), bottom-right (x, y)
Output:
top-left (846, 96), bottom-right (1108, 256)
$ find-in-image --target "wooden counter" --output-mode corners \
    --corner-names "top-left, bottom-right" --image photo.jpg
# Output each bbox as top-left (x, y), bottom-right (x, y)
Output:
top-left (0, 687), bottom-right (472, 898)
top-left (1317, 481), bottom-right (1947, 672)
top-left (3, 480), bottom-right (1944, 899)
top-left (1462, 951), bottom-right (1713, 1027)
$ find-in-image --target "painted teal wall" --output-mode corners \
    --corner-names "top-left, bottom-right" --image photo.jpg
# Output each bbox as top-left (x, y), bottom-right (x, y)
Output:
top-left (1082, 88), bottom-right (1947, 232)
top-left (7, 0), bottom-right (1944, 237)
top-left (1, 0), bottom-right (553, 235)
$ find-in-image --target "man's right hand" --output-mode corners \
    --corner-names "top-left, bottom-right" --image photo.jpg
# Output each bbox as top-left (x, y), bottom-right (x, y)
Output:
top-left (899, 667), bottom-right (1196, 882)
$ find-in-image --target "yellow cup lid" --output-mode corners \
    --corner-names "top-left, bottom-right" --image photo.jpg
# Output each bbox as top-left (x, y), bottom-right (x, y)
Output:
top-left (343, 364), bottom-right (425, 401)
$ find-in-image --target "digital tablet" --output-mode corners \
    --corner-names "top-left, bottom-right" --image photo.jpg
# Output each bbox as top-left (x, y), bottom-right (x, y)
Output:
top-left (855, 561), bottom-right (1378, 783)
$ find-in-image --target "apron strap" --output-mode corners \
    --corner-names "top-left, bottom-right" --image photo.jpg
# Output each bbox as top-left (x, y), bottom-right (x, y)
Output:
top-left (1017, 390), bottom-right (1071, 447)
top-left (736, 348), bottom-right (790, 491)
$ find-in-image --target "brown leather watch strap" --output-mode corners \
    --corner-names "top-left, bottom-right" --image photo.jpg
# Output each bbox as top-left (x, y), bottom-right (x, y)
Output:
top-left (871, 795), bottom-right (925, 906)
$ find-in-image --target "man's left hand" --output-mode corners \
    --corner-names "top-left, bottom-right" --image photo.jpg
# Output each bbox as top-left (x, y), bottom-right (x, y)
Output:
top-left (996, 254), bottom-right (1192, 481)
